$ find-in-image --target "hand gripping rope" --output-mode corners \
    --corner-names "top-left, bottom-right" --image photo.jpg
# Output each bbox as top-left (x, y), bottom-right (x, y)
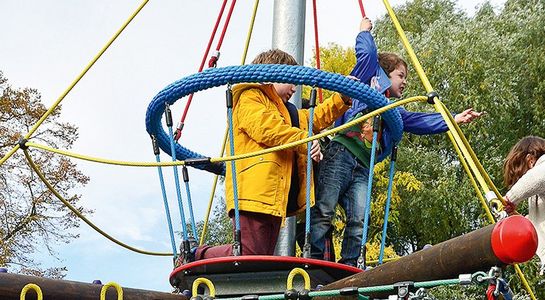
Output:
top-left (145, 64), bottom-right (404, 175)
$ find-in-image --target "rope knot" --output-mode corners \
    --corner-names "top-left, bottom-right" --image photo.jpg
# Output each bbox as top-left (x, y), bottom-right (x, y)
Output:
top-left (208, 51), bottom-right (221, 68)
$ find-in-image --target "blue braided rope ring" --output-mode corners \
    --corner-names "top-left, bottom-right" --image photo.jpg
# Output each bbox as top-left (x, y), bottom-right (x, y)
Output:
top-left (145, 64), bottom-right (403, 175)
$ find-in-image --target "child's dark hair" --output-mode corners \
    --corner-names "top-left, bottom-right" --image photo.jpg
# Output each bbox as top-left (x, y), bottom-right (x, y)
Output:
top-left (378, 52), bottom-right (408, 75)
top-left (251, 49), bottom-right (298, 65)
top-left (503, 136), bottom-right (545, 188)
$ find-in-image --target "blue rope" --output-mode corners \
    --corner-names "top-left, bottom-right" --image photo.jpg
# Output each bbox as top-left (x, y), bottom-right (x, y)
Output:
top-left (227, 107), bottom-right (241, 233)
top-left (359, 118), bottom-right (380, 268)
top-left (167, 125), bottom-right (188, 241)
top-left (154, 154), bottom-right (177, 257)
top-left (305, 106), bottom-right (315, 235)
top-left (378, 147), bottom-right (397, 264)
top-left (303, 89), bottom-right (317, 258)
top-left (182, 173), bottom-right (199, 242)
top-left (145, 65), bottom-right (404, 174)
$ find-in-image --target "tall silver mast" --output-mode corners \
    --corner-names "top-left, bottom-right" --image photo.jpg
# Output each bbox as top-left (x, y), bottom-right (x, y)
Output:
top-left (272, 0), bottom-right (306, 257)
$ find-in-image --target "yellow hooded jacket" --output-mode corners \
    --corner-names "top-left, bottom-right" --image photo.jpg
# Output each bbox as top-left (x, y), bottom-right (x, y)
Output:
top-left (225, 83), bottom-right (350, 220)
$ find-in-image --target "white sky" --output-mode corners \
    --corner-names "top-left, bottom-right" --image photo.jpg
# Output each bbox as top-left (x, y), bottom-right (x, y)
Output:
top-left (1, 0), bottom-right (505, 292)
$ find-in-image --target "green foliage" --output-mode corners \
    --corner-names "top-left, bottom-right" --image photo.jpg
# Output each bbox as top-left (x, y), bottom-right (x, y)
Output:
top-left (196, 193), bottom-right (233, 246)
top-left (0, 71), bottom-right (89, 278)
top-left (304, 0), bottom-right (545, 297)
top-left (384, 0), bottom-right (545, 296)
top-left (303, 43), bottom-right (356, 101)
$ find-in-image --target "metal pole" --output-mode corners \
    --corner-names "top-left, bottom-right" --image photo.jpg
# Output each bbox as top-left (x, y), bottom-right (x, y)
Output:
top-left (272, 0), bottom-right (306, 108)
top-left (272, 0), bottom-right (306, 256)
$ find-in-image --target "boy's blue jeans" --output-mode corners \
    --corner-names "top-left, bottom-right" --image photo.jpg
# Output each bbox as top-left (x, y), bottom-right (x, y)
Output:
top-left (310, 141), bottom-right (369, 266)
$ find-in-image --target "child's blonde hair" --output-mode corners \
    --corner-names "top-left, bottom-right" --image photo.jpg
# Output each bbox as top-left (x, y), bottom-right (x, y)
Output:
top-left (251, 49), bottom-right (298, 65)
top-left (503, 136), bottom-right (545, 188)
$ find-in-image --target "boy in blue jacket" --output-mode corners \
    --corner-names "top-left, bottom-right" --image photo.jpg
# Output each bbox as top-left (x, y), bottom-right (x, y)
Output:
top-left (310, 18), bottom-right (484, 266)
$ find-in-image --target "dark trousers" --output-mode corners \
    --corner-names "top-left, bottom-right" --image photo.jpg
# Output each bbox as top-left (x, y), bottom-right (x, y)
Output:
top-left (195, 211), bottom-right (282, 259)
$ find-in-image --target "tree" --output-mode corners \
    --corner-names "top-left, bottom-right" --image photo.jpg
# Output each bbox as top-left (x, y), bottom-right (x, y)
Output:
top-left (375, 0), bottom-right (544, 297)
top-left (0, 71), bottom-right (89, 278)
top-left (307, 0), bottom-right (545, 296)
top-left (196, 193), bottom-right (233, 246)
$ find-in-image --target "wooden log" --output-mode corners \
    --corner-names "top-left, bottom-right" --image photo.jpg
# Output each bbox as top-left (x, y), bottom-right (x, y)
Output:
top-left (0, 272), bottom-right (187, 300)
top-left (320, 215), bottom-right (538, 299)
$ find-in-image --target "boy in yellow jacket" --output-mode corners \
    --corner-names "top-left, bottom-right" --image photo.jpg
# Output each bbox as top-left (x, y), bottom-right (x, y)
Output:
top-left (177, 49), bottom-right (352, 264)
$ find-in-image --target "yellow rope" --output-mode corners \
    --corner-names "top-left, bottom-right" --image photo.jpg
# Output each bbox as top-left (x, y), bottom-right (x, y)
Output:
top-left (200, 128), bottom-right (228, 246)
top-left (448, 131), bottom-right (495, 223)
top-left (100, 282), bottom-right (123, 300)
top-left (23, 150), bottom-right (171, 256)
top-left (192, 278), bottom-right (216, 297)
top-left (436, 102), bottom-right (489, 191)
top-left (23, 96), bottom-right (428, 168)
top-left (513, 264), bottom-right (536, 300)
top-left (381, 0), bottom-right (536, 298)
top-left (241, 0), bottom-right (260, 64)
top-left (286, 268), bottom-right (311, 290)
top-left (439, 101), bottom-right (506, 200)
top-left (1, 147), bottom-right (19, 167)
top-left (20, 284), bottom-right (43, 300)
top-left (0, 0), bottom-right (150, 167)
top-left (210, 96), bottom-right (427, 163)
top-left (25, 141), bottom-right (179, 167)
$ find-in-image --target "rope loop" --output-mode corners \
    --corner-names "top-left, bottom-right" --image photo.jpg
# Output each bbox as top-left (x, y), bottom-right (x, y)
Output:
top-left (146, 64), bottom-right (404, 176)
top-left (100, 282), bottom-right (123, 300)
top-left (286, 267), bottom-right (311, 290)
top-left (20, 283), bottom-right (43, 300)
top-left (192, 277), bottom-right (216, 298)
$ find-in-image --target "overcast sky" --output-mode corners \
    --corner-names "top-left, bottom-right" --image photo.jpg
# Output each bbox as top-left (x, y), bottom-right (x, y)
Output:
top-left (1, 0), bottom-right (506, 292)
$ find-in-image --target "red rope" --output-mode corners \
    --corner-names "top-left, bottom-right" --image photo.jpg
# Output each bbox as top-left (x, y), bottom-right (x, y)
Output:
top-left (358, 0), bottom-right (366, 17)
top-left (311, 0), bottom-right (323, 104)
top-left (214, 0), bottom-right (237, 60)
top-left (198, 0), bottom-right (228, 72)
top-left (208, 0), bottom-right (237, 68)
top-left (175, 0), bottom-right (232, 141)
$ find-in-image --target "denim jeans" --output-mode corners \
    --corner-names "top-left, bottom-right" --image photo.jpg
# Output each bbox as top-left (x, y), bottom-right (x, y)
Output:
top-left (310, 141), bottom-right (369, 266)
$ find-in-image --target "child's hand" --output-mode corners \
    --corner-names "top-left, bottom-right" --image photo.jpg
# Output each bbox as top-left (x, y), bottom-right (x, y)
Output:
top-left (310, 140), bottom-right (323, 162)
top-left (503, 196), bottom-right (518, 215)
top-left (454, 108), bottom-right (486, 124)
top-left (340, 75), bottom-right (359, 106)
top-left (360, 17), bottom-right (373, 32)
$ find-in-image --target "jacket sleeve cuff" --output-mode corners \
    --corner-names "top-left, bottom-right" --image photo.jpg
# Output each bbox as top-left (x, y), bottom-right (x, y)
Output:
top-left (331, 93), bottom-right (351, 109)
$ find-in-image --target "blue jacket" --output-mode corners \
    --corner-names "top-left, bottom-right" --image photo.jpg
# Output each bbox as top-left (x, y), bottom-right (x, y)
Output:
top-left (335, 31), bottom-right (449, 162)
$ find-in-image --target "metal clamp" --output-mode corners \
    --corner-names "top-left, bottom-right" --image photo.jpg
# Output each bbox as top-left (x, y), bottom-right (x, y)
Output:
top-left (393, 281), bottom-right (414, 300)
